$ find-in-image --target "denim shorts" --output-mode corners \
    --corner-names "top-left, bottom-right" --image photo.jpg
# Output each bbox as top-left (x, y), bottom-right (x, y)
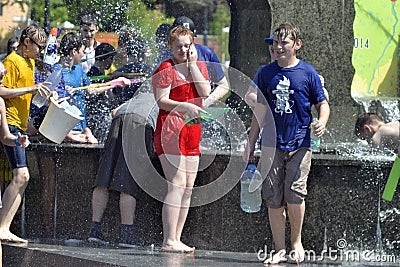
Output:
top-left (2, 125), bottom-right (28, 169)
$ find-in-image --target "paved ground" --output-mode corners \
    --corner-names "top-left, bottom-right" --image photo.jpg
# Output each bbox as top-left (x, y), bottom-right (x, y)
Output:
top-left (3, 240), bottom-right (399, 267)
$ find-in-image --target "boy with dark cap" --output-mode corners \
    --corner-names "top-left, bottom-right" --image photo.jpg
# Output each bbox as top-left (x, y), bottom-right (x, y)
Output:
top-left (87, 43), bottom-right (117, 77)
top-left (86, 43), bottom-right (117, 142)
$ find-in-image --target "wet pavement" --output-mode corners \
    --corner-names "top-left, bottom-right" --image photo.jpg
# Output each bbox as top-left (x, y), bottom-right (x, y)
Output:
top-left (3, 240), bottom-right (399, 267)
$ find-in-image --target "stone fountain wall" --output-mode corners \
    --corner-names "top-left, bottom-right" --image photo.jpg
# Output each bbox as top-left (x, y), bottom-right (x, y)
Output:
top-left (15, 144), bottom-right (400, 256)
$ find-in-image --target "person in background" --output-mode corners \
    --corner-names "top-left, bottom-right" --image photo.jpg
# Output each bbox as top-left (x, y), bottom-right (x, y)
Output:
top-left (86, 43), bottom-right (117, 142)
top-left (109, 27), bottom-right (142, 74)
top-left (171, 16), bottom-right (229, 107)
top-left (6, 37), bottom-right (19, 57)
top-left (112, 37), bottom-right (153, 106)
top-left (56, 32), bottom-right (98, 143)
top-left (152, 25), bottom-right (211, 253)
top-left (87, 43), bottom-right (116, 77)
top-left (79, 12), bottom-right (101, 73)
top-left (56, 33), bottom-right (130, 144)
top-left (0, 24), bottom-right (49, 243)
top-left (88, 92), bottom-right (158, 248)
top-left (354, 113), bottom-right (399, 155)
top-left (244, 21), bottom-right (330, 264)
top-left (154, 23), bottom-right (172, 68)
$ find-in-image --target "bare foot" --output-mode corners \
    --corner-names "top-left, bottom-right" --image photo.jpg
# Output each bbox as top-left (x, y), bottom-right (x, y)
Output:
top-left (264, 249), bottom-right (287, 265)
top-left (0, 230), bottom-right (28, 243)
top-left (161, 241), bottom-right (195, 253)
top-left (178, 241), bottom-right (195, 253)
top-left (290, 243), bottom-right (305, 263)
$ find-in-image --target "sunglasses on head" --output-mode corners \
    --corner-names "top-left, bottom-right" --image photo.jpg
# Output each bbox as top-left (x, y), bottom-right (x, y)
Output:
top-left (29, 38), bottom-right (45, 52)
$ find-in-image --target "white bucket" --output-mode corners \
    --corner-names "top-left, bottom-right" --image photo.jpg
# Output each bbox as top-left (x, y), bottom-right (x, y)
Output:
top-left (39, 97), bottom-right (83, 144)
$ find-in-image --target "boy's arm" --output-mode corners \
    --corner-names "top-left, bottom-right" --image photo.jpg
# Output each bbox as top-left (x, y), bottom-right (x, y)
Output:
top-left (0, 83), bottom-right (49, 99)
top-left (314, 100), bottom-right (330, 137)
top-left (243, 102), bottom-right (267, 162)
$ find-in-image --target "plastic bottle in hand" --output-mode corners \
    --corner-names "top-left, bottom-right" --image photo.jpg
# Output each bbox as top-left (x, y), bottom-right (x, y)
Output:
top-left (240, 160), bottom-right (262, 213)
top-left (32, 69), bottom-right (62, 108)
top-left (310, 117), bottom-right (321, 152)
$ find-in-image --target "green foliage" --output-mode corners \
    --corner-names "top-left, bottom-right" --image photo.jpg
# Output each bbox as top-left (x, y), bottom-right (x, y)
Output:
top-left (125, 1), bottom-right (174, 65)
top-left (29, 0), bottom-right (69, 27)
top-left (209, 3), bottom-right (230, 62)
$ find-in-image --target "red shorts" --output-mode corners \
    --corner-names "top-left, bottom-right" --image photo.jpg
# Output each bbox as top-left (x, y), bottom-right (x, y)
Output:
top-left (154, 113), bottom-right (201, 156)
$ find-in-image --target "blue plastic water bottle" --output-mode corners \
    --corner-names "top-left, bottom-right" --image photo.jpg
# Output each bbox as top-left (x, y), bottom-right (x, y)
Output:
top-left (240, 161), bottom-right (262, 213)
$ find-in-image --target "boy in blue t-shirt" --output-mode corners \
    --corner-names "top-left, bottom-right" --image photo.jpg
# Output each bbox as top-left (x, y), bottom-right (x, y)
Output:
top-left (244, 21), bottom-right (330, 264)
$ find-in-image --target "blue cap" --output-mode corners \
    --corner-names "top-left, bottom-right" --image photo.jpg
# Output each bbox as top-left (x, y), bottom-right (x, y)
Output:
top-left (264, 34), bottom-right (274, 44)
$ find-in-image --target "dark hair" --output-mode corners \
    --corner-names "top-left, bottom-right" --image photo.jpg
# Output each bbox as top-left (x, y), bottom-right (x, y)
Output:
top-left (19, 24), bottom-right (47, 46)
top-left (273, 21), bottom-right (301, 44)
top-left (95, 43), bottom-right (116, 60)
top-left (156, 24), bottom-right (172, 38)
top-left (118, 27), bottom-right (141, 47)
top-left (7, 37), bottom-right (19, 55)
top-left (125, 38), bottom-right (147, 60)
top-left (354, 113), bottom-right (382, 139)
top-left (79, 13), bottom-right (98, 27)
top-left (59, 32), bottom-right (84, 57)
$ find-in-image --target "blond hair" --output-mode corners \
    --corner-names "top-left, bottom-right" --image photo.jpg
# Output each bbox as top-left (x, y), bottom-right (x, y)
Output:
top-left (168, 26), bottom-right (194, 46)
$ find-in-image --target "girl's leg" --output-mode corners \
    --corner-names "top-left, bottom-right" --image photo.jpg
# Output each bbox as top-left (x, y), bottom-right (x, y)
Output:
top-left (160, 154), bottom-right (189, 252)
top-left (176, 156), bottom-right (199, 246)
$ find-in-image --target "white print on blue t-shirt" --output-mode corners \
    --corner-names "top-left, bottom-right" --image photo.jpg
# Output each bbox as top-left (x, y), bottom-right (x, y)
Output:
top-left (271, 75), bottom-right (294, 116)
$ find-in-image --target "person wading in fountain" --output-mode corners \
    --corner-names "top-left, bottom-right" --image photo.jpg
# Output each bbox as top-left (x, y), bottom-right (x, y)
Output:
top-left (152, 26), bottom-right (211, 253)
top-left (354, 113), bottom-right (400, 156)
top-left (244, 21), bottom-right (330, 264)
top-left (0, 24), bottom-right (49, 243)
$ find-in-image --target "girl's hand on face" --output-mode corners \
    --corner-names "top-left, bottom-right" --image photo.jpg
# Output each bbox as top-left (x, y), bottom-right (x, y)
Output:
top-left (187, 44), bottom-right (197, 62)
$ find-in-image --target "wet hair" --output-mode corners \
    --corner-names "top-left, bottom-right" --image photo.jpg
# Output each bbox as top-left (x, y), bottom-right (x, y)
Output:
top-left (354, 113), bottom-right (383, 139)
top-left (59, 32), bottom-right (84, 57)
top-left (273, 21), bottom-right (301, 45)
top-left (168, 26), bottom-right (194, 46)
top-left (95, 43), bottom-right (116, 61)
top-left (7, 37), bottom-right (19, 55)
top-left (118, 27), bottom-right (141, 47)
top-left (125, 38), bottom-right (147, 60)
top-left (19, 24), bottom-right (47, 48)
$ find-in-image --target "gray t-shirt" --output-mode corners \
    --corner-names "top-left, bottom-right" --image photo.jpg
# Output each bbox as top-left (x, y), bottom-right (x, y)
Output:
top-left (114, 93), bottom-right (158, 129)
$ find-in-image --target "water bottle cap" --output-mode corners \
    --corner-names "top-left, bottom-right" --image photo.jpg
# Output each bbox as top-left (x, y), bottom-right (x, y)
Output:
top-left (246, 162), bottom-right (257, 171)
